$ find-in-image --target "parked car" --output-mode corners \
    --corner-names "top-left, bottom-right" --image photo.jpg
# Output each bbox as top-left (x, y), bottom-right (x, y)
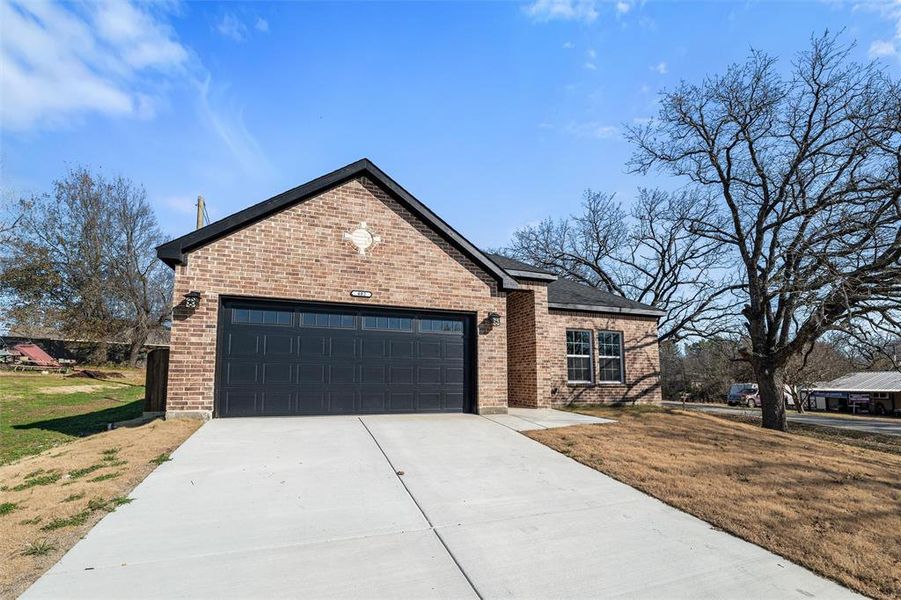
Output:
top-left (727, 383), bottom-right (758, 407)
top-left (727, 383), bottom-right (796, 408)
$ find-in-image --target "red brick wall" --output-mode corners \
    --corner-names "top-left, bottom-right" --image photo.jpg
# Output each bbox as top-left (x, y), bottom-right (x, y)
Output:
top-left (167, 176), bottom-right (507, 417)
top-left (506, 283), bottom-right (662, 407)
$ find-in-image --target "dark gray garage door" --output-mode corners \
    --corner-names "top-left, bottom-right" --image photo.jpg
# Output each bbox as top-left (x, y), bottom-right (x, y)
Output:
top-left (215, 299), bottom-right (473, 417)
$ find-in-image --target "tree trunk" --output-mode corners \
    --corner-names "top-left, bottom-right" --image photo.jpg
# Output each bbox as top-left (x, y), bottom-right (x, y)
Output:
top-left (755, 364), bottom-right (787, 431)
top-left (127, 330), bottom-right (148, 368)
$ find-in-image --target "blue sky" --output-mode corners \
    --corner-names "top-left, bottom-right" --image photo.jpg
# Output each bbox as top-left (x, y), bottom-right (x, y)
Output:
top-left (2, 0), bottom-right (899, 247)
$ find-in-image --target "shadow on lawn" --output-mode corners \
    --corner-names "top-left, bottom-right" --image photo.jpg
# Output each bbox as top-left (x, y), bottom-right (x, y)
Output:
top-left (14, 400), bottom-right (145, 437)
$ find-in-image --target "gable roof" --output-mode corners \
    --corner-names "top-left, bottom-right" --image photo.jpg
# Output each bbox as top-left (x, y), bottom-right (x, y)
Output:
top-left (484, 253), bottom-right (557, 281)
top-left (484, 254), bottom-right (665, 317)
top-left (808, 371), bottom-right (901, 393)
top-left (156, 159), bottom-right (519, 291)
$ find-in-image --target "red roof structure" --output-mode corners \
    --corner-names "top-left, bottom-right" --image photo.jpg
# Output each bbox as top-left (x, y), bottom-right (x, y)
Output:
top-left (12, 343), bottom-right (60, 367)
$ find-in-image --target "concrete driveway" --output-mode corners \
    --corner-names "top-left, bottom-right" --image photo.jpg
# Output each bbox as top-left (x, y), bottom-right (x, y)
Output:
top-left (25, 414), bottom-right (859, 599)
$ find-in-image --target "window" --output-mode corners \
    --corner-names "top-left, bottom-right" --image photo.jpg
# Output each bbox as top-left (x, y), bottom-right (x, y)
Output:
top-left (300, 312), bottom-right (355, 329)
top-left (597, 331), bottom-right (624, 383)
top-left (566, 330), bottom-right (593, 383)
top-left (362, 316), bottom-right (413, 331)
top-left (420, 318), bottom-right (463, 333)
top-left (232, 308), bottom-right (292, 326)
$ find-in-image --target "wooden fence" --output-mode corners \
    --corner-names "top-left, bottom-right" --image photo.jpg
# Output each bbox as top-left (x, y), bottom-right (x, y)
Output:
top-left (144, 348), bottom-right (169, 413)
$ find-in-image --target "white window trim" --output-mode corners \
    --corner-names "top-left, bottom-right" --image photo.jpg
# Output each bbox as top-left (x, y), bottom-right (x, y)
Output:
top-left (566, 329), bottom-right (594, 384)
top-left (596, 330), bottom-right (624, 384)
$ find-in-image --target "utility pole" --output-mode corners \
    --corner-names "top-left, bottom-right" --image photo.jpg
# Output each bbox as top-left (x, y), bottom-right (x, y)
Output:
top-left (196, 195), bottom-right (205, 230)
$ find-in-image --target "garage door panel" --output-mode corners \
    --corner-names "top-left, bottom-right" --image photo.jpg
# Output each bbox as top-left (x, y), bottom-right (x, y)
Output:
top-left (328, 391), bottom-right (355, 413)
top-left (389, 366), bottom-right (414, 384)
top-left (446, 392), bottom-right (464, 410)
top-left (329, 364), bottom-right (356, 384)
top-left (261, 390), bottom-right (293, 415)
top-left (389, 340), bottom-right (413, 358)
top-left (262, 363), bottom-right (293, 384)
top-left (264, 335), bottom-right (294, 356)
top-left (217, 301), bottom-right (470, 417)
top-left (361, 365), bottom-right (386, 384)
top-left (227, 362), bottom-right (258, 385)
top-left (360, 392), bottom-right (386, 412)
top-left (419, 392), bottom-right (442, 410)
top-left (418, 341), bottom-right (442, 360)
top-left (297, 391), bottom-right (326, 414)
top-left (362, 338), bottom-right (386, 358)
top-left (299, 363), bottom-right (325, 384)
top-left (300, 336), bottom-right (326, 356)
top-left (330, 337), bottom-right (356, 358)
top-left (224, 390), bottom-right (257, 417)
top-left (446, 367), bottom-right (464, 385)
top-left (445, 341), bottom-right (464, 360)
top-left (389, 392), bottom-right (415, 411)
top-left (228, 332), bottom-right (259, 355)
top-left (418, 366), bottom-right (442, 384)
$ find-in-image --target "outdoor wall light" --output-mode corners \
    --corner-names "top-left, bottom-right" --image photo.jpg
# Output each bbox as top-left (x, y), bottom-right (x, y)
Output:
top-left (488, 312), bottom-right (501, 327)
top-left (183, 291), bottom-right (201, 309)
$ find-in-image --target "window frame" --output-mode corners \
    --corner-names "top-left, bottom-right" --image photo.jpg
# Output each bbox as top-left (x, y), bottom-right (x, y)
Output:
top-left (596, 330), bottom-right (625, 384)
top-left (361, 315), bottom-right (413, 332)
top-left (565, 329), bottom-right (595, 385)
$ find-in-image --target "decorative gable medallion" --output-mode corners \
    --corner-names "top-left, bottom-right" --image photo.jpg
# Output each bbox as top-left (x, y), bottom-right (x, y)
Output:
top-left (343, 221), bottom-right (382, 256)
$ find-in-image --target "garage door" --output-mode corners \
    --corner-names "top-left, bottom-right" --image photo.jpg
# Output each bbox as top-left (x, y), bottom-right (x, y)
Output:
top-left (215, 299), bottom-right (473, 417)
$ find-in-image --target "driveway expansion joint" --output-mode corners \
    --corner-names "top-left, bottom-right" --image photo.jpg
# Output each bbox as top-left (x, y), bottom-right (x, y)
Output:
top-left (357, 417), bottom-right (484, 600)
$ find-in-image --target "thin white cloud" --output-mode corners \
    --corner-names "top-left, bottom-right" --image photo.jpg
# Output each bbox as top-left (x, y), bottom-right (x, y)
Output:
top-left (160, 194), bottom-right (197, 215)
top-left (563, 41), bottom-right (574, 49)
top-left (216, 12), bottom-right (247, 42)
top-left (524, 0), bottom-right (598, 23)
top-left (584, 62), bottom-right (597, 70)
top-left (195, 76), bottom-right (272, 176)
top-left (0, 0), bottom-right (188, 130)
top-left (586, 48), bottom-right (597, 59)
top-left (255, 17), bottom-right (269, 33)
top-left (565, 121), bottom-right (619, 139)
top-left (615, 1), bottom-right (631, 15)
top-left (859, 0), bottom-right (901, 63)
top-left (869, 39), bottom-right (897, 57)
top-left (651, 61), bottom-right (668, 75)
top-left (1, 0), bottom-right (271, 178)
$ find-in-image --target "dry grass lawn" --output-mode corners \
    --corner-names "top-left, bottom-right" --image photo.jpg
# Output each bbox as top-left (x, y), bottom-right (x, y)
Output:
top-left (0, 418), bottom-right (201, 598)
top-left (527, 407), bottom-right (901, 600)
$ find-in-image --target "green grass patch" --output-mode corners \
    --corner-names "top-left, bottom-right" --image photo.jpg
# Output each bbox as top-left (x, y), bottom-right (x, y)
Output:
top-left (67, 464), bottom-right (105, 479)
top-left (40, 495), bottom-right (133, 531)
top-left (21, 540), bottom-right (56, 557)
top-left (88, 471), bottom-right (124, 483)
top-left (19, 516), bottom-right (42, 525)
top-left (0, 372), bottom-right (145, 465)
top-left (1, 502), bottom-right (20, 516)
top-left (149, 452), bottom-right (171, 465)
top-left (41, 510), bottom-right (91, 531)
top-left (62, 492), bottom-right (86, 503)
top-left (11, 470), bottom-right (62, 491)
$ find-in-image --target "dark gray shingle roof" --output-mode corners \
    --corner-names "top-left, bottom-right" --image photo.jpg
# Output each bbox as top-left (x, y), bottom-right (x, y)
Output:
top-left (485, 253), bottom-right (665, 317)
top-left (485, 253), bottom-right (556, 276)
top-left (546, 278), bottom-right (665, 316)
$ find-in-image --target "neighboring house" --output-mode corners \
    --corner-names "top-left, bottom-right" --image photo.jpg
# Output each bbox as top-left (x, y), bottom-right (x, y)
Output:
top-left (156, 159), bottom-right (664, 419)
top-left (803, 371), bottom-right (901, 416)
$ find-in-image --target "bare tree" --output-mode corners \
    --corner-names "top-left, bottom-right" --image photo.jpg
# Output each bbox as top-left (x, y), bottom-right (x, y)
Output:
top-left (506, 188), bottom-right (737, 342)
top-left (106, 176), bottom-right (172, 366)
top-left (0, 167), bottom-right (172, 366)
top-left (627, 33), bottom-right (901, 430)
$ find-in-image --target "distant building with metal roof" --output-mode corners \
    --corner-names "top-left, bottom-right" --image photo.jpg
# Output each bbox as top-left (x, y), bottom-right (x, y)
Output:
top-left (803, 371), bottom-right (900, 416)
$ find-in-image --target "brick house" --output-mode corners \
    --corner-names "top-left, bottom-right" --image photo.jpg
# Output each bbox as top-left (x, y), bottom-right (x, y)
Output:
top-left (156, 159), bottom-right (664, 419)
